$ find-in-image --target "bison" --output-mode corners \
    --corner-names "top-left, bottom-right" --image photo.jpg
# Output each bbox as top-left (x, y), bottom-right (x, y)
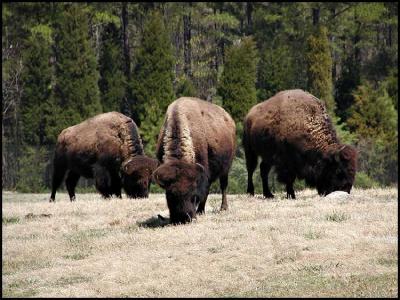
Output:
top-left (243, 89), bottom-right (357, 199)
top-left (49, 112), bottom-right (158, 202)
top-left (153, 97), bottom-right (236, 224)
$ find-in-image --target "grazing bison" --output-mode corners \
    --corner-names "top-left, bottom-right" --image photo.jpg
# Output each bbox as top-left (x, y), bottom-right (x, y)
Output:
top-left (153, 97), bottom-right (236, 224)
top-left (243, 89), bottom-right (357, 199)
top-left (49, 112), bottom-right (158, 202)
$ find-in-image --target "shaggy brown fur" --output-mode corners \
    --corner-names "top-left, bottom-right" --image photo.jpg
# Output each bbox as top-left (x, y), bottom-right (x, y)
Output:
top-left (153, 97), bottom-right (236, 224)
top-left (243, 89), bottom-right (357, 199)
top-left (49, 112), bottom-right (158, 201)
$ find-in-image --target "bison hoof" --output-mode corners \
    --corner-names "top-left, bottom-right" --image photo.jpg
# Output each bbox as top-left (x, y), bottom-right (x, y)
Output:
top-left (49, 198), bottom-right (55, 203)
top-left (70, 196), bottom-right (76, 202)
top-left (263, 194), bottom-right (274, 199)
top-left (220, 205), bottom-right (228, 211)
top-left (197, 209), bottom-right (205, 215)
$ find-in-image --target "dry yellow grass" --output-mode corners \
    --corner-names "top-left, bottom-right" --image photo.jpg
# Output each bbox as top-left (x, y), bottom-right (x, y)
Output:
top-left (2, 188), bottom-right (398, 297)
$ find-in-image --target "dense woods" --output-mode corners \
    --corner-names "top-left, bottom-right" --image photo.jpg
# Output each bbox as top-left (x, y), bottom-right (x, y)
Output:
top-left (2, 2), bottom-right (398, 193)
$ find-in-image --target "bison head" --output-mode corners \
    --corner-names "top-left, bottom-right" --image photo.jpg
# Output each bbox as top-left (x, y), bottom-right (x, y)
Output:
top-left (121, 155), bottom-right (159, 198)
top-left (318, 145), bottom-right (357, 196)
top-left (152, 159), bottom-right (209, 225)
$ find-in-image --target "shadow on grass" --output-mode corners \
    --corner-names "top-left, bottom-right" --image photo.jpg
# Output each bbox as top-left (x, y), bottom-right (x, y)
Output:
top-left (137, 215), bottom-right (170, 228)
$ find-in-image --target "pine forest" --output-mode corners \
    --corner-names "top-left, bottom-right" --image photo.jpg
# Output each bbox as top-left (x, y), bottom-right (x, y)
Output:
top-left (2, 2), bottom-right (398, 193)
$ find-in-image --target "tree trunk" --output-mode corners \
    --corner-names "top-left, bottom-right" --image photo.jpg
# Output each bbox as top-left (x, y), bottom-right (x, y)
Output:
top-left (183, 3), bottom-right (192, 78)
top-left (122, 2), bottom-right (130, 81)
top-left (313, 7), bottom-right (320, 26)
top-left (121, 2), bottom-right (136, 122)
top-left (330, 8), bottom-right (338, 82)
top-left (354, 12), bottom-right (361, 74)
top-left (246, 2), bottom-right (253, 34)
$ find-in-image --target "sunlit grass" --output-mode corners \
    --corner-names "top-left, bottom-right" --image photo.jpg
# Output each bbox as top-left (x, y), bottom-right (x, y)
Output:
top-left (2, 188), bottom-right (398, 297)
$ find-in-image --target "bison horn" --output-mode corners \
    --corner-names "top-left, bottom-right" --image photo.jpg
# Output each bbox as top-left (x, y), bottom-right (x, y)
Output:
top-left (186, 212), bottom-right (192, 223)
top-left (121, 158), bottom-right (134, 172)
top-left (195, 163), bottom-right (205, 173)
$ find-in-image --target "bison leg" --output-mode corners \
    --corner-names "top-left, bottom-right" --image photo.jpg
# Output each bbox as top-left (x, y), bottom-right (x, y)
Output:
top-left (245, 152), bottom-right (258, 196)
top-left (244, 127), bottom-right (258, 196)
top-left (109, 169), bottom-right (122, 198)
top-left (220, 174), bottom-right (229, 211)
top-left (197, 185), bottom-right (210, 215)
top-left (65, 171), bottom-right (80, 202)
top-left (277, 169), bottom-right (296, 199)
top-left (93, 165), bottom-right (112, 198)
top-left (260, 160), bottom-right (274, 198)
top-left (285, 174), bottom-right (296, 199)
top-left (49, 160), bottom-right (67, 202)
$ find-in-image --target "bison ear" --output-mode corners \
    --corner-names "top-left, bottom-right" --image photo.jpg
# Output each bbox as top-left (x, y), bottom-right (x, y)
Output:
top-left (152, 164), bottom-right (178, 188)
top-left (339, 145), bottom-right (356, 162)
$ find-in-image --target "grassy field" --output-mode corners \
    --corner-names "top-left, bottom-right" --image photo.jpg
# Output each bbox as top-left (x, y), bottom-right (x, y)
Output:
top-left (2, 188), bottom-right (398, 297)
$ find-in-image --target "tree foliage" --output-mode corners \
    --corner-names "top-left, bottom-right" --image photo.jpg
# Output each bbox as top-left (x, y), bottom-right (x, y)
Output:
top-left (306, 25), bottom-right (335, 116)
top-left (218, 36), bottom-right (258, 122)
top-left (20, 26), bottom-right (53, 146)
top-left (348, 81), bottom-right (398, 184)
top-left (2, 2), bottom-right (398, 191)
top-left (98, 23), bottom-right (126, 113)
top-left (50, 3), bottom-right (102, 141)
top-left (131, 10), bottom-right (175, 154)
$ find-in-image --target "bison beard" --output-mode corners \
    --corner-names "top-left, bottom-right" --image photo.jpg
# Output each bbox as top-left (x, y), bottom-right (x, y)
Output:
top-left (153, 97), bottom-right (236, 224)
top-left (49, 112), bottom-right (158, 202)
top-left (243, 89), bottom-right (357, 199)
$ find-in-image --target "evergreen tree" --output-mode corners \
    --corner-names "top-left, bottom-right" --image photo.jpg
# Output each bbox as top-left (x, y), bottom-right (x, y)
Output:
top-left (384, 68), bottom-right (398, 111)
top-left (257, 45), bottom-right (294, 101)
top-left (348, 81), bottom-right (398, 184)
top-left (20, 25), bottom-right (54, 146)
top-left (98, 23), bottom-right (126, 112)
top-left (305, 25), bottom-right (335, 116)
top-left (348, 82), bottom-right (397, 140)
top-left (176, 76), bottom-right (197, 98)
top-left (132, 10), bottom-right (175, 154)
top-left (217, 37), bottom-right (258, 122)
top-left (50, 3), bottom-right (102, 139)
top-left (334, 56), bottom-right (361, 121)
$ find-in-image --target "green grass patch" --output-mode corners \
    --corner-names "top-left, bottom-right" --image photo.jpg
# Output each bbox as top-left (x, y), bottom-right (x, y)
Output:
top-left (325, 211), bottom-right (349, 222)
top-left (219, 272), bottom-right (398, 297)
top-left (377, 257), bottom-right (398, 266)
top-left (2, 216), bottom-right (20, 225)
top-left (54, 275), bottom-right (90, 286)
top-left (64, 228), bottom-right (111, 245)
top-left (62, 253), bottom-right (90, 260)
top-left (297, 264), bottom-right (324, 274)
top-left (2, 279), bottom-right (39, 298)
top-left (2, 259), bottom-right (51, 275)
top-left (304, 230), bottom-right (323, 240)
top-left (13, 233), bottom-right (40, 241)
top-left (63, 228), bottom-right (113, 259)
